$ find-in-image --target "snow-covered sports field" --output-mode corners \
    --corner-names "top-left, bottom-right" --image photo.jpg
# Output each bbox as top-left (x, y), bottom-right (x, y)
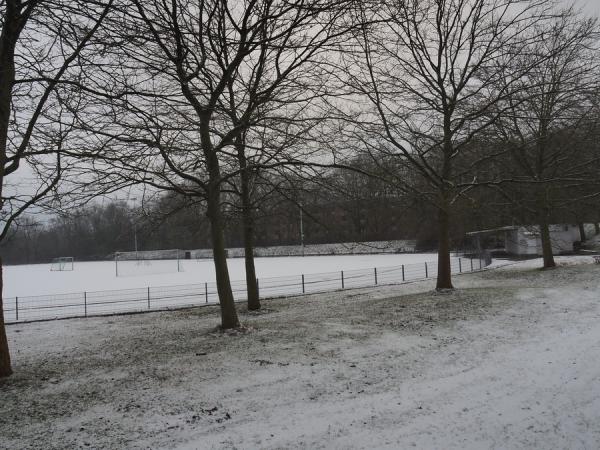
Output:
top-left (5, 253), bottom-right (439, 298)
top-left (6, 252), bottom-right (478, 323)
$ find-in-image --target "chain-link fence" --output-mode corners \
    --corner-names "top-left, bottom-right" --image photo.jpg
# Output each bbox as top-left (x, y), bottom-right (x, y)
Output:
top-left (3, 255), bottom-right (491, 324)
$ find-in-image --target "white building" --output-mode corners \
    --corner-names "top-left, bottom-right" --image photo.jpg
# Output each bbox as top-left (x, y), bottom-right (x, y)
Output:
top-left (467, 224), bottom-right (589, 256)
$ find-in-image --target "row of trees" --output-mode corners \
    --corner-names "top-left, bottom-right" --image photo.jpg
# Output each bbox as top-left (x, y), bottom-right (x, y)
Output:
top-left (1, 0), bottom-right (599, 378)
top-left (0, 164), bottom-right (433, 265)
top-left (8, 144), bottom-right (600, 266)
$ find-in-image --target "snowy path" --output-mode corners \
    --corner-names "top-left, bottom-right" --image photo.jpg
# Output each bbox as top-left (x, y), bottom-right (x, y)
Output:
top-left (1, 257), bottom-right (599, 449)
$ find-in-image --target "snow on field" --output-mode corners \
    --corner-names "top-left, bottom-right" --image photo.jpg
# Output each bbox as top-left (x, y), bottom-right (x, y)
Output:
top-left (2, 258), bottom-right (600, 449)
top-left (4, 253), bottom-right (438, 298)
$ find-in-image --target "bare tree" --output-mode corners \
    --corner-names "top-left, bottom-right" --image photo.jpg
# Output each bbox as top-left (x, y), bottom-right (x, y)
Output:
top-left (490, 9), bottom-right (600, 267)
top-left (337, 0), bottom-right (557, 288)
top-left (0, 0), bottom-right (113, 378)
top-left (224, 111), bottom-right (332, 309)
top-left (71, 0), bottom-right (351, 326)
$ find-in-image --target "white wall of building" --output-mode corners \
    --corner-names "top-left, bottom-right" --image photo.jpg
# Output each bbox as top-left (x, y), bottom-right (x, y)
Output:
top-left (505, 224), bottom-right (585, 256)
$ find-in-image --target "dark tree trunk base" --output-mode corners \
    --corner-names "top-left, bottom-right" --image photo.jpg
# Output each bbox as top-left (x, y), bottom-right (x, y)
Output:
top-left (0, 258), bottom-right (13, 378)
top-left (207, 188), bottom-right (240, 330)
top-left (243, 228), bottom-right (260, 311)
top-left (436, 204), bottom-right (454, 290)
top-left (237, 139), bottom-right (260, 311)
top-left (540, 222), bottom-right (556, 269)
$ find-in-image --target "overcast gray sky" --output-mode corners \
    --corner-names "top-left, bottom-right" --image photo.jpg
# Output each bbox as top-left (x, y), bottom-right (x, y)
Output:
top-left (570, 0), bottom-right (600, 16)
top-left (6, 0), bottom-right (600, 220)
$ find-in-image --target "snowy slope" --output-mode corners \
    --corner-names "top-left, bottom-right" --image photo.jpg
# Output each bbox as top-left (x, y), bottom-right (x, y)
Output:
top-left (2, 257), bottom-right (600, 448)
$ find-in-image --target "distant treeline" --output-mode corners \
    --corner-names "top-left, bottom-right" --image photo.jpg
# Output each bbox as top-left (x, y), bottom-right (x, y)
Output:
top-left (1, 165), bottom-right (437, 264)
top-left (3, 155), bottom-right (598, 266)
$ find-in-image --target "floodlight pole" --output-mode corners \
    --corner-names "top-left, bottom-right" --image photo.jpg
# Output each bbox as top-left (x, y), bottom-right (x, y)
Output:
top-left (128, 196), bottom-right (139, 258)
top-left (134, 223), bottom-right (138, 258)
top-left (300, 205), bottom-right (305, 257)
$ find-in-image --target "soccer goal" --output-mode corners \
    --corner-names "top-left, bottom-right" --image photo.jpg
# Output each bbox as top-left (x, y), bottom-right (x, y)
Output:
top-left (114, 249), bottom-right (184, 277)
top-left (51, 257), bottom-right (74, 271)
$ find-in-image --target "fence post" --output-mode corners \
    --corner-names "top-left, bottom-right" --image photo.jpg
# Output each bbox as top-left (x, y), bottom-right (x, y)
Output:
top-left (302, 274), bottom-right (305, 294)
top-left (84, 292), bottom-right (87, 317)
top-left (147, 287), bottom-right (151, 310)
top-left (479, 258), bottom-right (482, 270)
top-left (402, 264), bottom-right (405, 282)
top-left (341, 271), bottom-right (344, 289)
top-left (425, 262), bottom-right (428, 278)
top-left (15, 297), bottom-right (18, 321)
top-left (459, 258), bottom-right (462, 273)
top-left (374, 267), bottom-right (378, 285)
top-left (256, 278), bottom-right (260, 299)
top-left (205, 282), bottom-right (208, 303)
top-left (470, 258), bottom-right (474, 271)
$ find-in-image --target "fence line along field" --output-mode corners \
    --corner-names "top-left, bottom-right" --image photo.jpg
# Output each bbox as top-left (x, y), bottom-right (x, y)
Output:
top-left (3, 253), bottom-right (492, 324)
top-left (5, 253), bottom-right (440, 298)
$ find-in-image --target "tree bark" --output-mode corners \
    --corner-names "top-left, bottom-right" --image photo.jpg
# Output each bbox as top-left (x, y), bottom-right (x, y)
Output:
top-left (0, 2), bottom-right (21, 380)
top-left (242, 211), bottom-right (260, 310)
top-left (539, 222), bottom-right (556, 268)
top-left (436, 201), bottom-right (453, 290)
top-left (206, 184), bottom-right (240, 329)
top-left (578, 222), bottom-right (586, 242)
top-left (236, 140), bottom-right (260, 310)
top-left (0, 257), bottom-right (12, 378)
top-left (437, 112), bottom-right (454, 290)
top-left (0, 3), bottom-right (20, 163)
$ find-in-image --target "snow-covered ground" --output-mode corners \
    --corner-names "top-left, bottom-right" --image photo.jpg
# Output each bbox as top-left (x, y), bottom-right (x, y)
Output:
top-left (4, 253), bottom-right (439, 298)
top-left (1, 256), bottom-right (599, 449)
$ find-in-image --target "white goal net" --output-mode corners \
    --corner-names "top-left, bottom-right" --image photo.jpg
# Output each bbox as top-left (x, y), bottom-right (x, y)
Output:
top-left (50, 257), bottom-right (74, 271)
top-left (114, 249), bottom-right (185, 277)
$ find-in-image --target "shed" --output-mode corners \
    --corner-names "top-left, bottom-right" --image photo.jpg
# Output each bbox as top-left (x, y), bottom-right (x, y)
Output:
top-left (466, 224), bottom-right (581, 256)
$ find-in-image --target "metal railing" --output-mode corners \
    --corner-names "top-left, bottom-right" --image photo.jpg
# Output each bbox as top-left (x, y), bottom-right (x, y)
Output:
top-left (3, 255), bottom-right (491, 324)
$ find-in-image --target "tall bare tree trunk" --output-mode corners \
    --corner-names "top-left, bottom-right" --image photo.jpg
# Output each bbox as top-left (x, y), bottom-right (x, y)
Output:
top-left (0, 257), bottom-right (12, 378)
top-left (540, 221), bottom-right (556, 268)
top-left (236, 139), bottom-right (259, 310)
top-left (199, 107), bottom-right (240, 328)
top-left (537, 186), bottom-right (555, 268)
top-left (242, 211), bottom-right (259, 310)
top-left (437, 120), bottom-right (454, 290)
top-left (206, 184), bottom-right (240, 329)
top-left (0, 2), bottom-right (20, 380)
top-left (436, 201), bottom-right (453, 289)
